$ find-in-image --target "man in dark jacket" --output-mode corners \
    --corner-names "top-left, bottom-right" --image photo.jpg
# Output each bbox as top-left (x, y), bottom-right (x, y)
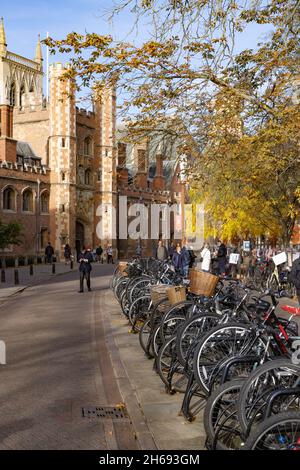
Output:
top-left (45, 242), bottom-right (54, 264)
top-left (217, 240), bottom-right (227, 276)
top-left (290, 256), bottom-right (300, 304)
top-left (78, 246), bottom-right (94, 293)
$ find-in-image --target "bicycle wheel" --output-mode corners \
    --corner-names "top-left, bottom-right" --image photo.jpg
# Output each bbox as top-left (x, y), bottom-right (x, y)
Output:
top-left (193, 323), bottom-right (266, 395)
top-left (128, 295), bottom-right (152, 332)
top-left (237, 358), bottom-right (300, 435)
top-left (204, 379), bottom-right (245, 450)
top-left (243, 411), bottom-right (300, 450)
top-left (156, 335), bottom-right (187, 392)
top-left (176, 312), bottom-right (220, 367)
top-left (159, 301), bottom-right (195, 343)
top-left (153, 314), bottom-right (187, 358)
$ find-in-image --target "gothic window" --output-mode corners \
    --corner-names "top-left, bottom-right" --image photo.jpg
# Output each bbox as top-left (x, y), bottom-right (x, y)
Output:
top-left (29, 80), bottom-right (34, 93)
top-left (85, 169), bottom-right (92, 185)
top-left (19, 83), bottom-right (25, 109)
top-left (40, 191), bottom-right (49, 214)
top-left (9, 82), bottom-right (16, 107)
top-left (22, 189), bottom-right (34, 212)
top-left (3, 187), bottom-right (16, 211)
top-left (84, 137), bottom-right (92, 156)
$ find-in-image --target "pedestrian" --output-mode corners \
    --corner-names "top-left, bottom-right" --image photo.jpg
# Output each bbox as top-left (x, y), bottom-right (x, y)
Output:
top-left (95, 245), bottom-right (103, 263)
top-left (45, 242), bottom-right (54, 264)
top-left (290, 255), bottom-right (300, 305)
top-left (156, 240), bottom-right (168, 261)
top-left (106, 245), bottom-right (114, 264)
top-left (181, 241), bottom-right (191, 277)
top-left (78, 246), bottom-right (93, 293)
top-left (172, 243), bottom-right (184, 275)
top-left (136, 243), bottom-right (142, 258)
top-left (200, 243), bottom-right (211, 272)
top-left (64, 243), bottom-right (71, 265)
top-left (168, 241), bottom-right (176, 260)
top-left (188, 245), bottom-right (197, 268)
top-left (217, 240), bottom-right (227, 276)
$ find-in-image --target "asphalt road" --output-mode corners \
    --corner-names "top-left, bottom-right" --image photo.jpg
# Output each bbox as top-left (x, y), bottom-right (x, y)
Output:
top-left (0, 264), bottom-right (139, 450)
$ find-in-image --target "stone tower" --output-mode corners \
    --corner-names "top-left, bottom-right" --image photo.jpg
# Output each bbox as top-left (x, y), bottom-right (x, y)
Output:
top-left (49, 63), bottom-right (77, 255)
top-left (0, 18), bottom-right (43, 108)
top-left (94, 85), bottom-right (118, 251)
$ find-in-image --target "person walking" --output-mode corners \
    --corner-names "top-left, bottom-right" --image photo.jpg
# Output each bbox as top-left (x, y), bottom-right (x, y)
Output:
top-left (156, 240), bottom-right (168, 261)
top-left (290, 255), bottom-right (300, 305)
top-left (106, 245), bottom-right (114, 264)
top-left (172, 243), bottom-right (184, 275)
top-left (78, 246), bottom-right (93, 293)
top-left (64, 243), bottom-right (72, 265)
top-left (45, 242), bottom-right (54, 264)
top-left (200, 243), bottom-right (211, 272)
top-left (217, 240), bottom-right (227, 276)
top-left (95, 245), bottom-right (103, 263)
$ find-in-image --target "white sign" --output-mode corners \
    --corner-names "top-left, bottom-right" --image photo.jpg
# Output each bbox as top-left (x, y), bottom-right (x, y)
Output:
top-left (243, 241), bottom-right (251, 252)
top-left (229, 253), bottom-right (240, 265)
top-left (272, 252), bottom-right (287, 266)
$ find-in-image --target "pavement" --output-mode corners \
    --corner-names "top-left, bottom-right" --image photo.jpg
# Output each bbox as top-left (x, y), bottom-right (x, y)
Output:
top-left (0, 265), bottom-right (141, 450)
top-left (0, 263), bottom-right (74, 300)
top-left (0, 265), bottom-right (298, 450)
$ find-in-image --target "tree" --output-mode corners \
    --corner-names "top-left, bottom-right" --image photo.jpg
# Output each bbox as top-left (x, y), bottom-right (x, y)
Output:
top-left (44, 0), bottom-right (300, 243)
top-left (0, 220), bottom-right (23, 251)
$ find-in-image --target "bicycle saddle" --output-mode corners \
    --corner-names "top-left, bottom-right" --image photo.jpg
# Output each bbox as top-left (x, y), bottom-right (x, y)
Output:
top-left (281, 305), bottom-right (300, 316)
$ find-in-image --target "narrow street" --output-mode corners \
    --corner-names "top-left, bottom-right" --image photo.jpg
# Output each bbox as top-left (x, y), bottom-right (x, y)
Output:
top-left (0, 265), bottom-right (142, 450)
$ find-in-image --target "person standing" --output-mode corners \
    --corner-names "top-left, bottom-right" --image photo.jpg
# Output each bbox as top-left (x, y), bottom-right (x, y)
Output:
top-left (45, 242), bottom-right (54, 264)
top-left (64, 244), bottom-right (71, 265)
top-left (181, 241), bottom-right (191, 277)
top-left (78, 246), bottom-right (93, 293)
top-left (217, 240), bottom-right (227, 276)
top-left (107, 245), bottom-right (114, 264)
top-left (172, 243), bottom-right (184, 275)
top-left (168, 241), bottom-right (176, 260)
top-left (156, 240), bottom-right (168, 261)
top-left (95, 245), bottom-right (103, 263)
top-left (200, 243), bottom-right (211, 272)
top-left (290, 255), bottom-right (300, 305)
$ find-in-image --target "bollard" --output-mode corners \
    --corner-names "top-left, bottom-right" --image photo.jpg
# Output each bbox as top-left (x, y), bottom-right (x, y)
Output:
top-left (15, 258), bottom-right (19, 268)
top-left (70, 260), bottom-right (74, 270)
top-left (29, 264), bottom-right (33, 276)
top-left (14, 269), bottom-right (19, 285)
top-left (1, 269), bottom-right (5, 283)
top-left (52, 263), bottom-right (56, 274)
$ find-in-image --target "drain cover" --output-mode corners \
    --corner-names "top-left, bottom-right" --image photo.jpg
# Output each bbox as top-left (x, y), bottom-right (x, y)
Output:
top-left (81, 405), bottom-right (129, 420)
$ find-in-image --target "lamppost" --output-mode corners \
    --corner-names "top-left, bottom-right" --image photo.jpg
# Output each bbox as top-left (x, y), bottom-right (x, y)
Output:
top-left (36, 178), bottom-right (40, 256)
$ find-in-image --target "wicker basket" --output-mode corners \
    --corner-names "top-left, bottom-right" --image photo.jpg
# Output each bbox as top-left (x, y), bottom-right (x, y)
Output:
top-left (189, 269), bottom-right (219, 297)
top-left (118, 261), bottom-right (128, 277)
top-left (167, 285), bottom-right (187, 305)
top-left (157, 300), bottom-right (172, 313)
top-left (150, 285), bottom-right (169, 305)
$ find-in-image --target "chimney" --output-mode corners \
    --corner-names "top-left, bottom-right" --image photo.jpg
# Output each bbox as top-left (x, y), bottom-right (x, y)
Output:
top-left (134, 148), bottom-right (148, 188)
top-left (152, 153), bottom-right (165, 190)
top-left (117, 142), bottom-right (128, 186)
top-left (0, 105), bottom-right (17, 163)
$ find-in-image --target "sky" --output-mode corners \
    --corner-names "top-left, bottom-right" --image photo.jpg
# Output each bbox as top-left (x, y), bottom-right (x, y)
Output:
top-left (1, 0), bottom-right (273, 105)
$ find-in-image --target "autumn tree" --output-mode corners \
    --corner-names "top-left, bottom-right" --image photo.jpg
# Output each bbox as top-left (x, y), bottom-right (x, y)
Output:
top-left (45, 0), bottom-right (300, 243)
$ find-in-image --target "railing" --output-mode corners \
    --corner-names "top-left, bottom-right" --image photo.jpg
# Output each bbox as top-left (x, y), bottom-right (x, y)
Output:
top-left (6, 51), bottom-right (41, 72)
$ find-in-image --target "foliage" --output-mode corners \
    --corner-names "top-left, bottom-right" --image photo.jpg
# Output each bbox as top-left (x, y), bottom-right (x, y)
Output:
top-left (44, 0), bottom-right (300, 243)
top-left (0, 220), bottom-right (23, 251)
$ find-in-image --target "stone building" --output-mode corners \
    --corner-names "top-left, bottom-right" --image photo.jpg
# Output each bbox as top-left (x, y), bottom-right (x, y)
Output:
top-left (0, 19), bottom-right (185, 260)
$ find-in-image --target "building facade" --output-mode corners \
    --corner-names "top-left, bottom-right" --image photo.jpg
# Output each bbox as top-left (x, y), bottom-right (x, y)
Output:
top-left (0, 19), bottom-right (184, 260)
